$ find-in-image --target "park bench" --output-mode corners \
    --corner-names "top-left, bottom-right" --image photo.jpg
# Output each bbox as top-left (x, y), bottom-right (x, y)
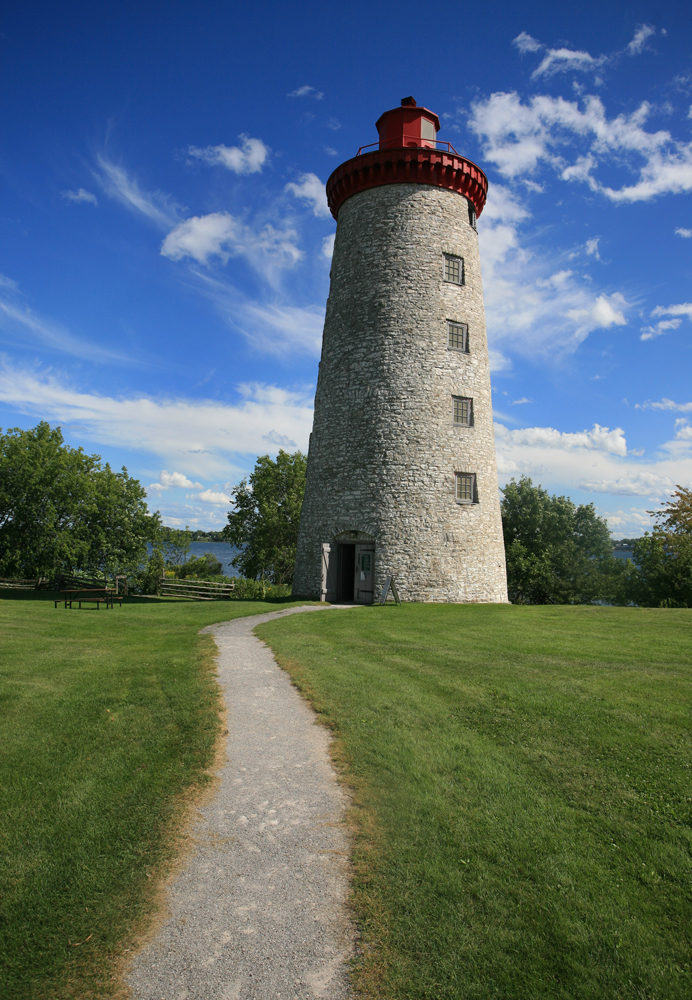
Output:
top-left (54, 589), bottom-right (123, 609)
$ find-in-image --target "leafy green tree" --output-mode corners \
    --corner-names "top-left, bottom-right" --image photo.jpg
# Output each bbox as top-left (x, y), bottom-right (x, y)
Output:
top-left (0, 422), bottom-right (159, 580)
top-left (501, 476), bottom-right (617, 604)
top-left (176, 552), bottom-right (224, 580)
top-left (624, 486), bottom-right (692, 608)
top-left (159, 525), bottom-right (192, 568)
top-left (223, 450), bottom-right (307, 585)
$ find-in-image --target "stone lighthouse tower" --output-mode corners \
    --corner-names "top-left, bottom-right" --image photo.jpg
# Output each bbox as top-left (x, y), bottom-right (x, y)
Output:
top-left (292, 97), bottom-right (508, 604)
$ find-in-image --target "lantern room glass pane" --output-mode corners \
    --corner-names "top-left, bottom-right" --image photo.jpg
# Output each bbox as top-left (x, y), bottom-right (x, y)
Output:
top-left (421, 118), bottom-right (436, 142)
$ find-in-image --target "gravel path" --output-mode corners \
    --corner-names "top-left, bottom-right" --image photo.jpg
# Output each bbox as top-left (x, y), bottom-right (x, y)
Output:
top-left (127, 604), bottom-right (357, 1000)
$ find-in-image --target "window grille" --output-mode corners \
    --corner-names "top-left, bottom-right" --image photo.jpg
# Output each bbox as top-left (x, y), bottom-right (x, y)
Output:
top-left (453, 396), bottom-right (473, 426)
top-left (443, 254), bottom-right (464, 285)
top-left (447, 321), bottom-right (468, 352)
top-left (455, 473), bottom-right (476, 504)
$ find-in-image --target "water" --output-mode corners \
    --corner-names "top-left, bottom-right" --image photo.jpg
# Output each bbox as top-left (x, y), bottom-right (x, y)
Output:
top-left (186, 541), bottom-right (240, 576)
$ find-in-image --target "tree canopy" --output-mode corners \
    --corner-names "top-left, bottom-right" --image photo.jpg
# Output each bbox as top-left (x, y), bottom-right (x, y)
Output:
top-left (0, 422), bottom-right (160, 580)
top-left (223, 450), bottom-right (307, 585)
top-left (625, 486), bottom-right (692, 608)
top-left (501, 476), bottom-right (615, 604)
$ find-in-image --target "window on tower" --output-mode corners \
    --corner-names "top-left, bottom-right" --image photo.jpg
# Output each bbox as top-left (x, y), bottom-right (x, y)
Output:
top-left (421, 118), bottom-right (437, 142)
top-left (447, 321), bottom-right (469, 353)
top-left (443, 254), bottom-right (464, 285)
top-left (468, 202), bottom-right (477, 229)
top-left (455, 473), bottom-right (476, 504)
top-left (453, 396), bottom-right (473, 426)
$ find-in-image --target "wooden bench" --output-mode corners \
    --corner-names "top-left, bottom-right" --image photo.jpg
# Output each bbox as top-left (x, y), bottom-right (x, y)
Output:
top-left (55, 589), bottom-right (123, 609)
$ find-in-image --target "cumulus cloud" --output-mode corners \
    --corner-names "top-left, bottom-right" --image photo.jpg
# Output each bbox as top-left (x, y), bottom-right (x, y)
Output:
top-left (512, 32), bottom-right (542, 54)
top-left (62, 188), bottom-right (97, 205)
top-left (635, 397), bottom-right (692, 413)
top-left (478, 185), bottom-right (629, 358)
top-left (262, 429), bottom-right (298, 447)
top-left (0, 361), bottom-right (314, 479)
top-left (676, 227), bottom-right (692, 237)
top-left (161, 212), bottom-right (302, 275)
top-left (148, 470), bottom-right (203, 491)
top-left (287, 85), bottom-right (324, 99)
top-left (285, 173), bottom-right (330, 218)
top-left (495, 422), bottom-right (628, 456)
top-left (94, 155), bottom-right (182, 229)
top-left (585, 237), bottom-right (600, 257)
top-left (469, 90), bottom-right (692, 203)
top-left (187, 135), bottom-right (269, 175)
top-left (195, 489), bottom-right (232, 505)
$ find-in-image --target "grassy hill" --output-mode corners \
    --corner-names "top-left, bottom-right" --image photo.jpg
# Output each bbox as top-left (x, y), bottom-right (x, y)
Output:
top-left (257, 603), bottom-right (692, 1000)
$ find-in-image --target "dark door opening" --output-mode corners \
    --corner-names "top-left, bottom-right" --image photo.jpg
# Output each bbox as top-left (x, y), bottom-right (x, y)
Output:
top-left (337, 544), bottom-right (355, 602)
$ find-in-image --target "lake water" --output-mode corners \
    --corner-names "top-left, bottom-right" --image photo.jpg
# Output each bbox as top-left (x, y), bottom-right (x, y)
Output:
top-left (148, 541), bottom-right (241, 576)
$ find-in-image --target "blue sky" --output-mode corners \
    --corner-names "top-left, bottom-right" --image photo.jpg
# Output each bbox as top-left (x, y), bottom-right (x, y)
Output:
top-left (1, 1), bottom-right (691, 536)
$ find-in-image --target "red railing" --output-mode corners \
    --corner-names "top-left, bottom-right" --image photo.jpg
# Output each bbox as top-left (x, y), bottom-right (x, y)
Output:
top-left (356, 138), bottom-right (461, 156)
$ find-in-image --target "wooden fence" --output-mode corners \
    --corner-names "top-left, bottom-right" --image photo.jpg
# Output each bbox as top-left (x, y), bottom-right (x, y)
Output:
top-left (0, 577), bottom-right (49, 590)
top-left (158, 579), bottom-right (236, 601)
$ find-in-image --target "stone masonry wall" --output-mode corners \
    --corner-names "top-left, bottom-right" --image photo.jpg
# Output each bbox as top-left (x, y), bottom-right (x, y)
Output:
top-left (293, 182), bottom-right (509, 603)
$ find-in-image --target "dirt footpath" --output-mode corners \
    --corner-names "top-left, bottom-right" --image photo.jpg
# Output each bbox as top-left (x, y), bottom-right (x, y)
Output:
top-left (127, 605), bottom-right (356, 1000)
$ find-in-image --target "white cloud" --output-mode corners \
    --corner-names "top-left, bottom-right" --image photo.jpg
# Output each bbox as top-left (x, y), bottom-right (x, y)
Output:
top-left (324, 146), bottom-right (338, 157)
top-left (94, 155), bottom-right (182, 229)
top-left (149, 470), bottom-right (204, 490)
top-left (62, 188), bottom-right (98, 205)
top-left (187, 135), bottom-right (269, 175)
top-left (287, 85), bottom-right (324, 99)
top-left (585, 237), bottom-right (600, 257)
top-left (321, 233), bottom-right (335, 260)
top-left (675, 227), bottom-right (692, 237)
top-left (579, 472), bottom-right (674, 495)
top-left (236, 301), bottom-right (324, 356)
top-left (262, 429), bottom-right (297, 447)
top-left (532, 47), bottom-right (604, 80)
top-left (640, 318), bottom-right (681, 340)
top-left (0, 296), bottom-right (131, 364)
top-left (651, 302), bottom-right (692, 321)
top-left (478, 189), bottom-right (629, 358)
top-left (636, 397), bottom-right (692, 413)
top-left (495, 422), bottom-right (628, 457)
top-left (626, 25), bottom-right (656, 56)
top-left (469, 91), bottom-right (692, 203)
top-left (195, 489), bottom-right (232, 505)
top-left (0, 361), bottom-right (314, 479)
top-left (161, 212), bottom-right (302, 273)
top-left (512, 397), bottom-right (532, 405)
top-left (285, 173), bottom-right (331, 218)
top-left (512, 32), bottom-right (542, 54)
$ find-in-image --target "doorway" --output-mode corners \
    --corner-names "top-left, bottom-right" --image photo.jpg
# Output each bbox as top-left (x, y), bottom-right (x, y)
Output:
top-left (337, 544), bottom-right (355, 601)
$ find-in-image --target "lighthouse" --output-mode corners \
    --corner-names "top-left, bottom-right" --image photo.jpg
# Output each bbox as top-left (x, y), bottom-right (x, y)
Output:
top-left (292, 97), bottom-right (509, 604)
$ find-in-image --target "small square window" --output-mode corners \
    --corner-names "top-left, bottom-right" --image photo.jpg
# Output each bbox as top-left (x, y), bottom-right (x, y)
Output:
top-left (447, 321), bottom-right (469, 352)
top-left (443, 254), bottom-right (464, 285)
top-left (455, 473), bottom-right (476, 504)
top-left (453, 396), bottom-right (473, 426)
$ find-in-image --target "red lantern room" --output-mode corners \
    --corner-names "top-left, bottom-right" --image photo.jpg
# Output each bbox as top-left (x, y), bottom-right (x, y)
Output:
top-left (376, 96), bottom-right (441, 150)
top-left (326, 96), bottom-right (488, 222)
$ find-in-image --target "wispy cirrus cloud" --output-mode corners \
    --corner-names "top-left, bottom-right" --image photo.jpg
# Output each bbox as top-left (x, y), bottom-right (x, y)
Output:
top-left (94, 155), bottom-right (183, 229)
top-left (62, 188), bottom-right (98, 205)
top-left (187, 135), bottom-right (269, 174)
top-left (0, 361), bottom-right (314, 479)
top-left (641, 302), bottom-right (692, 339)
top-left (511, 24), bottom-right (655, 80)
top-left (287, 85), bottom-right (324, 99)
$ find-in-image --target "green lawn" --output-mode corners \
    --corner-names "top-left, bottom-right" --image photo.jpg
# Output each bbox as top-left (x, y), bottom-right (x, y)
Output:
top-left (257, 603), bottom-right (692, 1000)
top-left (0, 591), bottom-right (312, 999)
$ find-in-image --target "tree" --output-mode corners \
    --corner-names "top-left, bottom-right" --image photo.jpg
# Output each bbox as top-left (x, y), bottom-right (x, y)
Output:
top-left (624, 486), bottom-right (692, 608)
top-left (223, 450), bottom-right (307, 585)
top-left (0, 422), bottom-right (160, 580)
top-left (159, 525), bottom-right (192, 568)
top-left (501, 476), bottom-right (617, 604)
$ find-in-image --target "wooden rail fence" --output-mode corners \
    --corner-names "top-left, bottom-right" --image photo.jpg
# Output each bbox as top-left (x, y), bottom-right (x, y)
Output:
top-left (158, 579), bottom-right (236, 601)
